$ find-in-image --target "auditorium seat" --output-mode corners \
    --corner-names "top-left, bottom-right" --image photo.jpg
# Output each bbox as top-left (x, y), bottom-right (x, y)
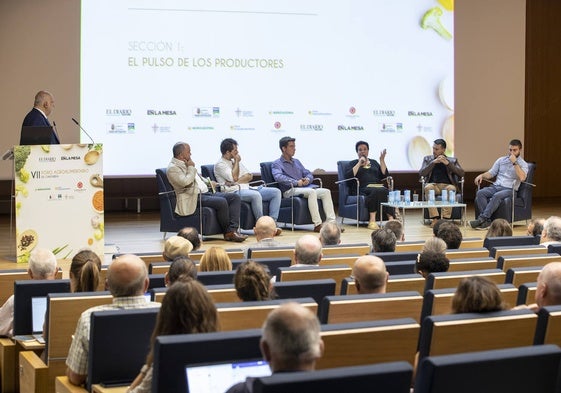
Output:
top-left (155, 168), bottom-right (222, 237)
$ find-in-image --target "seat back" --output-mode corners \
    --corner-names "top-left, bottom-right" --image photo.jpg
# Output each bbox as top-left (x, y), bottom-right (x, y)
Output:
top-left (341, 274), bottom-right (426, 295)
top-left (505, 266), bottom-right (542, 287)
top-left (414, 345), bottom-right (561, 393)
top-left (418, 309), bottom-right (537, 360)
top-left (205, 284), bottom-right (240, 303)
top-left (372, 251), bottom-right (419, 262)
top-left (259, 161), bottom-right (278, 188)
top-left (278, 265), bottom-right (352, 294)
top-left (274, 279), bottom-right (336, 304)
top-left (200, 164), bottom-right (217, 182)
top-left (535, 305), bottom-right (561, 345)
top-left (425, 269), bottom-right (506, 292)
top-left (248, 246), bottom-right (295, 263)
top-left (322, 243), bottom-right (370, 256)
top-left (318, 319), bottom-right (420, 369)
top-left (445, 248), bottom-right (490, 259)
top-left (0, 270), bottom-right (27, 305)
top-left (497, 253), bottom-right (561, 271)
top-left (483, 235), bottom-right (540, 251)
top-left (197, 270), bottom-right (236, 286)
top-left (216, 298), bottom-right (317, 331)
top-left (253, 362), bottom-right (413, 393)
top-left (190, 248), bottom-right (245, 261)
top-left (492, 245), bottom-right (547, 259)
top-left (319, 291), bottom-right (423, 324)
top-left (517, 282), bottom-right (537, 306)
top-left (447, 257), bottom-right (497, 272)
top-left (87, 308), bottom-right (159, 391)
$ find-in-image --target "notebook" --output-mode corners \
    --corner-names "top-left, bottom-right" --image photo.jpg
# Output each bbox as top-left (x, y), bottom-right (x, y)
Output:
top-left (185, 359), bottom-right (271, 393)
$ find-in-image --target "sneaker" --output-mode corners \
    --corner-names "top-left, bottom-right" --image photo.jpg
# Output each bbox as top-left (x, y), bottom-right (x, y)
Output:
top-left (476, 219), bottom-right (492, 230)
top-left (469, 217), bottom-right (485, 229)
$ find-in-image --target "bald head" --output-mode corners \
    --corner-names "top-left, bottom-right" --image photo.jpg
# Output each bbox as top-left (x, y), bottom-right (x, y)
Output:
top-left (536, 262), bottom-right (561, 307)
top-left (107, 254), bottom-right (148, 297)
top-left (352, 255), bottom-right (388, 294)
top-left (33, 91), bottom-right (55, 116)
top-left (294, 235), bottom-right (322, 265)
top-left (254, 216), bottom-right (277, 241)
top-left (261, 303), bottom-right (323, 372)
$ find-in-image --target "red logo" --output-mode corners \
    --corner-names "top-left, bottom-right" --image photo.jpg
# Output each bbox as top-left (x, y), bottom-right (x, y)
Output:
top-left (274, 122), bottom-right (281, 129)
top-left (349, 107), bottom-right (356, 114)
top-left (77, 182), bottom-right (83, 189)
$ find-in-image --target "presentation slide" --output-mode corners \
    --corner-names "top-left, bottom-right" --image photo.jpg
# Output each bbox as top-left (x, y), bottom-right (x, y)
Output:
top-left (81, 0), bottom-right (454, 176)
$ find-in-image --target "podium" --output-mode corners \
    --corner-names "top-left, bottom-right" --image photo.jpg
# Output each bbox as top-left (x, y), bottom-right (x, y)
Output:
top-left (13, 144), bottom-right (104, 263)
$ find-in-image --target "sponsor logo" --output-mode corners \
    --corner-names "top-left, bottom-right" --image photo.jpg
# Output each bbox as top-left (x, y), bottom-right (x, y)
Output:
top-left (274, 121), bottom-right (282, 130)
top-left (60, 156), bottom-right (81, 161)
top-left (77, 182), bottom-right (84, 189)
top-left (299, 124), bottom-right (323, 131)
top-left (147, 110), bottom-right (177, 115)
top-left (373, 110), bottom-right (396, 117)
top-left (152, 124), bottom-right (172, 133)
top-left (106, 109), bottom-right (132, 116)
top-left (187, 126), bottom-right (214, 131)
top-left (192, 107), bottom-right (219, 118)
top-left (230, 125), bottom-right (256, 131)
top-left (308, 110), bottom-right (332, 116)
top-left (38, 157), bottom-right (56, 162)
top-left (379, 123), bottom-right (403, 132)
top-left (269, 110), bottom-right (294, 115)
top-left (408, 111), bottom-right (433, 117)
top-left (234, 108), bottom-right (254, 118)
top-left (127, 123), bottom-right (135, 131)
top-left (349, 106), bottom-right (356, 115)
top-left (416, 124), bottom-right (433, 133)
top-left (107, 123), bottom-right (130, 134)
top-left (338, 125), bottom-right (365, 131)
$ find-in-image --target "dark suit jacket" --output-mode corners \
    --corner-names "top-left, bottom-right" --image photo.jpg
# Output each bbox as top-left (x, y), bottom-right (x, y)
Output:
top-left (21, 108), bottom-right (60, 144)
top-left (419, 155), bottom-right (464, 186)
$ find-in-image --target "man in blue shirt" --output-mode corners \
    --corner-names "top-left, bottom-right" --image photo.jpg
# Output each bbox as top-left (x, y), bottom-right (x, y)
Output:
top-left (470, 139), bottom-right (529, 229)
top-left (272, 136), bottom-right (336, 232)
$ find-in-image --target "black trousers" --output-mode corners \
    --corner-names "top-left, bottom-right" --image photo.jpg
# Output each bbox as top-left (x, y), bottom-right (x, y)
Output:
top-left (360, 187), bottom-right (394, 220)
top-left (199, 192), bottom-right (241, 233)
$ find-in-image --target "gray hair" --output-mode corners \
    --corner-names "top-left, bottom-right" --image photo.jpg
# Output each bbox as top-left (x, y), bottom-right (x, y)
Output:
top-left (319, 221), bottom-right (341, 246)
top-left (544, 216), bottom-right (561, 242)
top-left (28, 249), bottom-right (57, 278)
top-left (295, 235), bottom-right (322, 265)
top-left (107, 254), bottom-right (148, 297)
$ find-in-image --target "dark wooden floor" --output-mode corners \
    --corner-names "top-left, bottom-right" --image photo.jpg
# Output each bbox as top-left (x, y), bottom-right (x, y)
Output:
top-left (1, 199), bottom-right (560, 272)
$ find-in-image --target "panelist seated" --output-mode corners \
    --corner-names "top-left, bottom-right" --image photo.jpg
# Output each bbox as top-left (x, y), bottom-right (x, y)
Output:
top-left (21, 90), bottom-right (60, 144)
top-left (346, 140), bottom-right (394, 230)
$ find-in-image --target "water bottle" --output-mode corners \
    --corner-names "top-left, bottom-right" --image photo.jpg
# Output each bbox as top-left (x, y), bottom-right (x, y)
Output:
top-left (404, 190), bottom-right (411, 205)
top-left (428, 190), bottom-right (435, 205)
top-left (441, 189), bottom-right (448, 204)
top-left (449, 190), bottom-right (456, 204)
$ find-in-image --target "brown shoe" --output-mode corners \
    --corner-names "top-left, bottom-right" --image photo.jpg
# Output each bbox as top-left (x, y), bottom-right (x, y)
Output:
top-left (275, 227), bottom-right (283, 236)
top-left (313, 224), bottom-right (323, 233)
top-left (224, 232), bottom-right (248, 242)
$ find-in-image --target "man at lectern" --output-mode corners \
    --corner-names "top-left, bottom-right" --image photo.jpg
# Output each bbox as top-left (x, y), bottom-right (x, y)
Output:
top-left (21, 90), bottom-right (59, 144)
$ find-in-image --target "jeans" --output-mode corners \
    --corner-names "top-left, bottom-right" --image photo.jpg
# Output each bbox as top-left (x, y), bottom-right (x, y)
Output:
top-left (239, 187), bottom-right (281, 222)
top-left (475, 184), bottom-right (512, 220)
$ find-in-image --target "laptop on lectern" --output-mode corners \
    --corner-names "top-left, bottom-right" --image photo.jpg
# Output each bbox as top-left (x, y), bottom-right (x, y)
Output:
top-left (20, 126), bottom-right (57, 145)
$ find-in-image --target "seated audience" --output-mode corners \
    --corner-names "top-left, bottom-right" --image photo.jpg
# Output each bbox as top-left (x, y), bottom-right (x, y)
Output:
top-left (436, 222), bottom-right (462, 249)
top-left (422, 237), bottom-right (447, 254)
top-left (164, 256), bottom-right (197, 286)
top-left (66, 254), bottom-right (160, 386)
top-left (451, 276), bottom-right (507, 313)
top-left (225, 303), bottom-right (324, 393)
top-left (234, 261), bottom-right (272, 301)
top-left (352, 255), bottom-right (388, 294)
top-left (319, 221), bottom-right (342, 246)
top-left (485, 218), bottom-right (513, 238)
top-left (540, 216), bottom-right (561, 247)
top-left (128, 279), bottom-right (219, 393)
top-left (70, 249), bottom-right (102, 292)
top-left (0, 248), bottom-right (58, 337)
top-left (244, 216), bottom-right (282, 257)
top-left (516, 262), bottom-right (561, 312)
top-left (162, 235), bottom-right (193, 261)
top-left (527, 218), bottom-right (545, 237)
top-left (415, 250), bottom-right (450, 278)
top-left (371, 228), bottom-right (397, 252)
top-left (432, 219), bottom-right (445, 236)
top-left (384, 220), bottom-right (404, 242)
top-left (177, 227), bottom-right (202, 251)
top-left (199, 246), bottom-right (233, 271)
top-left (292, 235), bottom-right (323, 267)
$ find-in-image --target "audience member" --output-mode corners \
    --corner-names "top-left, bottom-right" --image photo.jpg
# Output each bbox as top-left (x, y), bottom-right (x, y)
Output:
top-left (422, 237), bottom-right (447, 254)
top-left (371, 228), bottom-right (396, 252)
top-left (162, 235), bottom-right (193, 261)
top-left (225, 303), bottom-right (324, 393)
top-left (436, 222), bottom-right (462, 249)
top-left (167, 142), bottom-right (247, 242)
top-left (471, 139), bottom-right (528, 230)
top-left (215, 138), bottom-right (282, 234)
top-left (534, 262), bottom-right (561, 309)
top-left (346, 140), bottom-right (395, 229)
top-left (128, 280), bottom-right (219, 393)
top-left (199, 246), bottom-right (233, 271)
top-left (540, 216), bottom-right (561, 247)
top-left (69, 249), bottom-right (101, 293)
top-left (352, 255), bottom-right (388, 294)
top-left (164, 256), bottom-right (197, 286)
top-left (293, 235), bottom-right (323, 267)
top-left (234, 261), bottom-right (272, 301)
top-left (244, 216), bottom-right (282, 258)
top-left (384, 220), bottom-right (404, 242)
top-left (416, 250), bottom-right (450, 278)
top-left (485, 218), bottom-right (513, 238)
top-left (527, 218), bottom-right (545, 237)
top-left (431, 219), bottom-right (445, 237)
top-left (419, 138), bottom-right (464, 226)
top-left (0, 249), bottom-right (58, 337)
top-left (177, 227), bottom-right (202, 251)
top-left (272, 136), bottom-right (336, 232)
top-left (319, 221), bottom-right (341, 246)
top-left (451, 276), bottom-right (507, 313)
top-left (66, 254), bottom-right (160, 386)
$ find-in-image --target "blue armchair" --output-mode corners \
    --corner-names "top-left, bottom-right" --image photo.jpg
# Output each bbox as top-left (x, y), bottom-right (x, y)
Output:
top-left (155, 168), bottom-right (222, 237)
top-left (259, 162), bottom-right (325, 230)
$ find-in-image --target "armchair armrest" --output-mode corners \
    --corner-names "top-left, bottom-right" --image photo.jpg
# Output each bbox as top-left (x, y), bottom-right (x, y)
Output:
top-left (248, 179), bottom-right (265, 187)
top-left (311, 177), bottom-right (323, 188)
top-left (382, 176), bottom-right (393, 191)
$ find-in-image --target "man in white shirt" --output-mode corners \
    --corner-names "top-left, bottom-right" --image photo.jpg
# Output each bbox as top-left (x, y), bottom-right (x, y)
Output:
top-left (214, 138), bottom-right (282, 235)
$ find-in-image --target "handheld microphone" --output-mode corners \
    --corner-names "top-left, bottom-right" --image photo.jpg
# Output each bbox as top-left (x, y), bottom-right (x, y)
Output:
top-left (52, 121), bottom-right (61, 144)
top-left (72, 118), bottom-right (95, 145)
